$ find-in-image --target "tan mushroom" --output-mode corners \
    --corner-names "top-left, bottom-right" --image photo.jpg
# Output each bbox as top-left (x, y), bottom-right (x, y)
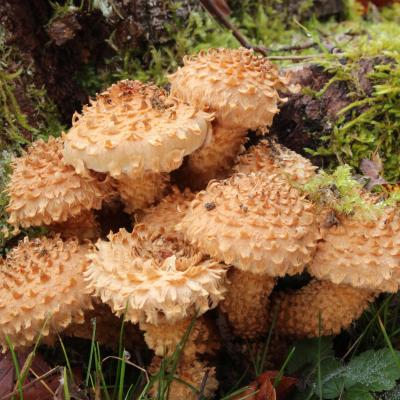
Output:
top-left (0, 236), bottom-right (93, 351)
top-left (169, 48), bottom-right (289, 131)
top-left (50, 210), bottom-right (101, 241)
top-left (149, 356), bottom-right (219, 400)
top-left (62, 80), bottom-right (212, 214)
top-left (114, 171), bottom-right (170, 214)
top-left (169, 48), bottom-right (291, 188)
top-left (272, 208), bottom-right (400, 338)
top-left (234, 139), bottom-right (317, 184)
top-left (135, 185), bottom-right (195, 238)
top-left (85, 226), bottom-right (227, 358)
top-left (6, 137), bottom-right (112, 229)
top-left (178, 172), bottom-right (320, 339)
top-left (177, 125), bottom-right (247, 189)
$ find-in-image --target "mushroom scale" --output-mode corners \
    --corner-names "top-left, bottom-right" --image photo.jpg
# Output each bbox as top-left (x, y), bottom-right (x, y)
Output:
top-left (272, 280), bottom-right (376, 338)
top-left (0, 236), bottom-right (93, 351)
top-left (6, 137), bottom-right (113, 228)
top-left (169, 48), bottom-right (290, 131)
top-left (178, 172), bottom-right (320, 277)
top-left (63, 80), bottom-right (213, 177)
top-left (234, 139), bottom-right (317, 184)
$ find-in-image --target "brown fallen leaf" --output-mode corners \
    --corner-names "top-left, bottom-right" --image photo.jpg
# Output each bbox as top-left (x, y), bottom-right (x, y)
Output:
top-left (0, 351), bottom-right (59, 400)
top-left (231, 371), bottom-right (298, 400)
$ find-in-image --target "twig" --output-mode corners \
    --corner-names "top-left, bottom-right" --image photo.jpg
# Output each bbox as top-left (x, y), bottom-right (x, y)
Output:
top-left (267, 54), bottom-right (328, 60)
top-left (200, 0), bottom-right (269, 56)
top-left (268, 40), bottom-right (316, 52)
top-left (0, 366), bottom-right (61, 400)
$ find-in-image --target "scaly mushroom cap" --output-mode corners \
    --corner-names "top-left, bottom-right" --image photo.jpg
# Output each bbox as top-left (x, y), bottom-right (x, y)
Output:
top-left (309, 209), bottom-right (400, 292)
top-left (169, 48), bottom-right (289, 130)
top-left (180, 124), bottom-right (247, 189)
top-left (6, 137), bottom-right (112, 228)
top-left (85, 228), bottom-right (227, 325)
top-left (114, 171), bottom-right (170, 213)
top-left (50, 210), bottom-right (101, 241)
top-left (149, 357), bottom-right (218, 400)
top-left (63, 80), bottom-right (213, 177)
top-left (272, 280), bottom-right (376, 338)
top-left (0, 236), bottom-right (93, 350)
top-left (178, 172), bottom-right (319, 276)
top-left (234, 140), bottom-right (317, 184)
top-left (136, 186), bottom-right (195, 238)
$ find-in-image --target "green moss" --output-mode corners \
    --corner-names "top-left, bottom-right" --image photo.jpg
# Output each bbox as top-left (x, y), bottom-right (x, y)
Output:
top-left (297, 165), bottom-right (378, 219)
top-left (0, 28), bottom-right (64, 253)
top-left (306, 21), bottom-right (400, 182)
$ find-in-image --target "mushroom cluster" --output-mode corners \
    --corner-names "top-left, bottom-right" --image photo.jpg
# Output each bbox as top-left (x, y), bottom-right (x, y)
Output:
top-left (2, 47), bottom-right (399, 399)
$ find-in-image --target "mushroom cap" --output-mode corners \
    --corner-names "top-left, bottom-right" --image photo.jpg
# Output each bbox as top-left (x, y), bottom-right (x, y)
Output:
top-left (85, 227), bottom-right (227, 325)
top-left (272, 280), bottom-right (375, 338)
top-left (169, 48), bottom-right (289, 130)
top-left (309, 209), bottom-right (400, 292)
top-left (63, 80), bottom-right (213, 177)
top-left (114, 171), bottom-right (170, 214)
top-left (178, 172), bottom-right (319, 276)
top-left (0, 236), bottom-right (93, 350)
top-left (6, 137), bottom-right (112, 228)
top-left (234, 140), bottom-right (317, 184)
top-left (136, 186), bottom-right (195, 237)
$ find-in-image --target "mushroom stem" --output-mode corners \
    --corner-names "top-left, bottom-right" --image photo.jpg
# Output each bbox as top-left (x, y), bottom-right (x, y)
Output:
top-left (220, 269), bottom-right (276, 339)
top-left (149, 356), bottom-right (219, 399)
top-left (272, 280), bottom-right (377, 338)
top-left (114, 170), bottom-right (169, 213)
top-left (50, 210), bottom-right (101, 241)
top-left (140, 316), bottom-right (217, 359)
top-left (179, 125), bottom-right (247, 190)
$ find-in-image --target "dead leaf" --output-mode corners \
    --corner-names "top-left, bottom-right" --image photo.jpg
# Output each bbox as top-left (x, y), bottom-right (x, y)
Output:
top-left (231, 371), bottom-right (298, 400)
top-left (0, 351), bottom-right (59, 400)
top-left (360, 158), bottom-right (387, 190)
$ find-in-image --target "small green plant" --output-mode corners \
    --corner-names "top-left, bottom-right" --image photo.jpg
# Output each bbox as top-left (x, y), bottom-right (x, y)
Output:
top-left (287, 337), bottom-right (400, 400)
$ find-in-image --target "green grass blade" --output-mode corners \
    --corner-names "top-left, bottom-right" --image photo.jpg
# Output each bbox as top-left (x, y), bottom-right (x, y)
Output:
top-left (85, 318), bottom-right (97, 387)
top-left (5, 336), bottom-right (23, 400)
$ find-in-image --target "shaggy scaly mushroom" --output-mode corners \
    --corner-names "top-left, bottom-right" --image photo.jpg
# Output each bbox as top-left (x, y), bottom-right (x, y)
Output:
top-left (6, 137), bottom-right (112, 230)
top-left (234, 139), bottom-right (317, 184)
top-left (63, 80), bottom-right (212, 212)
top-left (0, 235), bottom-right (93, 351)
top-left (273, 207), bottom-right (400, 338)
top-left (169, 48), bottom-right (292, 187)
top-left (85, 227), bottom-right (227, 358)
top-left (178, 172), bottom-right (320, 339)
